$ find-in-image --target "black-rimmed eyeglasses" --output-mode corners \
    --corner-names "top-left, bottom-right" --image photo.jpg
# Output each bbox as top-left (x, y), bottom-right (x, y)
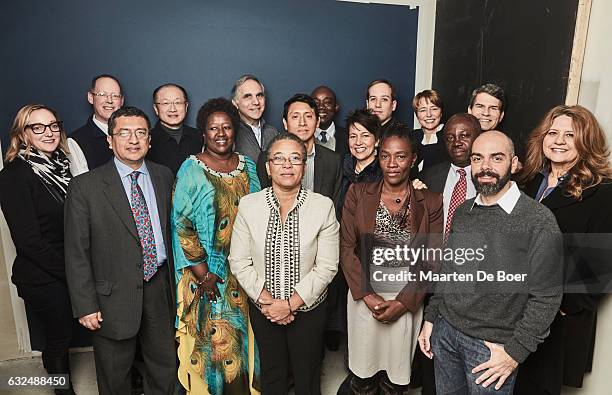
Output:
top-left (26, 121), bottom-right (63, 134)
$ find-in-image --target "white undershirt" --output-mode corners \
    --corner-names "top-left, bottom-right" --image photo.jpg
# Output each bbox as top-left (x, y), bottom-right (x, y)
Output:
top-left (92, 115), bottom-right (109, 135)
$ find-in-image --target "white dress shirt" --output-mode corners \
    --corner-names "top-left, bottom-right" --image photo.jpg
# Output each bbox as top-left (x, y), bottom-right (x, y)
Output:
top-left (92, 115), bottom-right (109, 135)
top-left (442, 164), bottom-right (476, 227)
top-left (472, 181), bottom-right (521, 214)
top-left (315, 122), bottom-right (336, 151)
top-left (248, 120), bottom-right (263, 147)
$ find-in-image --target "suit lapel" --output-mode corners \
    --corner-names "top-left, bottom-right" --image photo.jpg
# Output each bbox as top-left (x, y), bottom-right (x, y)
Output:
top-left (261, 125), bottom-right (276, 150)
top-left (433, 162), bottom-right (451, 192)
top-left (361, 181), bottom-right (382, 233)
top-left (409, 186), bottom-right (426, 245)
top-left (240, 122), bottom-right (261, 150)
top-left (542, 185), bottom-right (589, 210)
top-left (148, 162), bottom-right (169, 242)
top-left (314, 149), bottom-right (324, 194)
top-left (101, 162), bottom-right (140, 241)
top-left (526, 173), bottom-right (581, 210)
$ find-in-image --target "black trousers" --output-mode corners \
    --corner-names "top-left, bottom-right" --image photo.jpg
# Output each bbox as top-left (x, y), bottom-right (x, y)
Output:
top-left (350, 371), bottom-right (411, 395)
top-left (18, 281), bottom-right (74, 374)
top-left (249, 299), bottom-right (328, 395)
top-left (92, 268), bottom-right (176, 395)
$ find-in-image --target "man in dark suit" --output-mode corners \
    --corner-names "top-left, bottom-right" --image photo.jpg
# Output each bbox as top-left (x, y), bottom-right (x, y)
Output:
top-left (147, 83), bottom-right (203, 175)
top-left (420, 113), bottom-right (482, 238)
top-left (231, 74), bottom-right (279, 162)
top-left (65, 107), bottom-right (176, 395)
top-left (257, 93), bottom-right (342, 207)
top-left (311, 85), bottom-right (348, 157)
top-left (411, 113), bottom-right (481, 395)
top-left (71, 74), bottom-right (124, 170)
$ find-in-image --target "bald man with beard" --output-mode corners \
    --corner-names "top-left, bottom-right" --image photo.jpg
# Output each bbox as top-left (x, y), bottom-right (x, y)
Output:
top-left (418, 131), bottom-right (562, 394)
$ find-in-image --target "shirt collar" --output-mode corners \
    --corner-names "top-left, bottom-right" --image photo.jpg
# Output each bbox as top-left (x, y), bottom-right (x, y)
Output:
top-left (539, 167), bottom-right (569, 183)
top-left (114, 157), bottom-right (149, 178)
top-left (307, 143), bottom-right (316, 158)
top-left (471, 181), bottom-right (521, 214)
top-left (450, 163), bottom-right (470, 175)
top-left (315, 121), bottom-right (336, 139)
top-left (248, 119), bottom-right (263, 131)
top-left (92, 115), bottom-right (109, 135)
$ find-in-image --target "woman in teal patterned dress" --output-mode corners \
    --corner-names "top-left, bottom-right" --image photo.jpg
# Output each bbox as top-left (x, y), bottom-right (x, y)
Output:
top-left (171, 98), bottom-right (261, 394)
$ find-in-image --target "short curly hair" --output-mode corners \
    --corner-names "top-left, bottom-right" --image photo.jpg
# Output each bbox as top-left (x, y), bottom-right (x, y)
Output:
top-left (196, 97), bottom-right (241, 136)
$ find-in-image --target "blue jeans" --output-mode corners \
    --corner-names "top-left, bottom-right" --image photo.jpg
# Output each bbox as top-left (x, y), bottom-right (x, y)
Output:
top-left (431, 315), bottom-right (516, 394)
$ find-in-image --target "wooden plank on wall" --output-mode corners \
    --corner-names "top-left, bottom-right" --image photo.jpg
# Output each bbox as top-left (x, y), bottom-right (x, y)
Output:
top-left (566, 0), bottom-right (593, 105)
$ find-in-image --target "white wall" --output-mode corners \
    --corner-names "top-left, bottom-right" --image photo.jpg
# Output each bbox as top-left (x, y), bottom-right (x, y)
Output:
top-left (567, 0), bottom-right (612, 393)
top-left (578, 0), bottom-right (612, 139)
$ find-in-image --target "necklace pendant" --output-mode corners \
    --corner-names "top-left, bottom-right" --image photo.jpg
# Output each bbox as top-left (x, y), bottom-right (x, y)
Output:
top-left (395, 198), bottom-right (402, 204)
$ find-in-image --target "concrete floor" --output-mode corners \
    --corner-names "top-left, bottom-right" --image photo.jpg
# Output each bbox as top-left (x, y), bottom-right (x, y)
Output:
top-left (0, 343), bottom-right (424, 395)
top-left (0, 345), bottom-right (353, 395)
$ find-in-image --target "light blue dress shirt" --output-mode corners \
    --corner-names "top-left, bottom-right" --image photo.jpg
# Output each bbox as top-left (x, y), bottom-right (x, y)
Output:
top-left (114, 158), bottom-right (167, 264)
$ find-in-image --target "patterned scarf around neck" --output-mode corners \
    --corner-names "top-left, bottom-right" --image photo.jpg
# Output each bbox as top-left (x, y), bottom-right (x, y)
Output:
top-left (19, 146), bottom-right (72, 203)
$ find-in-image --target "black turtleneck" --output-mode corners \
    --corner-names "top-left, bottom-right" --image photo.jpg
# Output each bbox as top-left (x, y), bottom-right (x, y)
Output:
top-left (161, 124), bottom-right (183, 144)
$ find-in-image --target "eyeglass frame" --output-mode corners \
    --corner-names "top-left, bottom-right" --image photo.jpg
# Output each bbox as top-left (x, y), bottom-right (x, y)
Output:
top-left (90, 91), bottom-right (123, 101)
top-left (154, 100), bottom-right (187, 108)
top-left (25, 121), bottom-right (63, 135)
top-left (112, 129), bottom-right (150, 140)
top-left (268, 154), bottom-right (306, 166)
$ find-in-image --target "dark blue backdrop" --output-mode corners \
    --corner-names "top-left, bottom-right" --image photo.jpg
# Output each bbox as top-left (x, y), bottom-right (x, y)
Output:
top-left (1, 0), bottom-right (418, 151)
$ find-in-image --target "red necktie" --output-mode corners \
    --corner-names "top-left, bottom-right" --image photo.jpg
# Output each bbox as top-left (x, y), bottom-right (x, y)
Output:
top-left (444, 168), bottom-right (467, 244)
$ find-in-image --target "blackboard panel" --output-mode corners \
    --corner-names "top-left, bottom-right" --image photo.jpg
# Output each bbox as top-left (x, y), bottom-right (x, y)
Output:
top-left (432, 0), bottom-right (579, 157)
top-left (0, 0), bottom-right (419, 150)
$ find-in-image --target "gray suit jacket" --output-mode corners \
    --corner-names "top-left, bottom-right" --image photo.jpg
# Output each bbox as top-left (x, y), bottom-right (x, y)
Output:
top-left (234, 120), bottom-right (279, 163)
top-left (64, 159), bottom-right (175, 340)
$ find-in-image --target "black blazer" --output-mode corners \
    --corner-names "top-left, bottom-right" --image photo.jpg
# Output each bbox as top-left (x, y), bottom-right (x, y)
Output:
top-left (70, 117), bottom-right (113, 170)
top-left (0, 158), bottom-right (67, 286)
top-left (413, 128), bottom-right (449, 173)
top-left (64, 159), bottom-right (175, 340)
top-left (518, 175), bottom-right (612, 390)
top-left (418, 160), bottom-right (452, 194)
top-left (146, 122), bottom-right (203, 175)
top-left (256, 142), bottom-right (343, 207)
top-left (333, 125), bottom-right (348, 158)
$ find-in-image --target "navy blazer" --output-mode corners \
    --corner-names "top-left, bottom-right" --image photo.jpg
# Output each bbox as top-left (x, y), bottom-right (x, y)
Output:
top-left (70, 117), bottom-right (113, 170)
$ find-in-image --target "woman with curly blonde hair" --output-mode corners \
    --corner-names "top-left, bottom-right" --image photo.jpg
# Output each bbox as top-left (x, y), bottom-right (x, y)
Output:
top-left (516, 105), bottom-right (612, 394)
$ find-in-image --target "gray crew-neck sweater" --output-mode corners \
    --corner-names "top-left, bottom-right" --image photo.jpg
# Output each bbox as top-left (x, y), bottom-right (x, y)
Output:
top-left (424, 192), bottom-right (563, 363)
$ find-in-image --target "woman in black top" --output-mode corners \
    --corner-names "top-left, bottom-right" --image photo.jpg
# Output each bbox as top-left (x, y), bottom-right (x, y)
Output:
top-left (515, 105), bottom-right (612, 394)
top-left (0, 104), bottom-right (76, 394)
top-left (338, 109), bottom-right (383, 210)
top-left (412, 90), bottom-right (447, 173)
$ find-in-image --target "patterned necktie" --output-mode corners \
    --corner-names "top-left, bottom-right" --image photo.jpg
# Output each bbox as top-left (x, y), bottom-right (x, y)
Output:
top-left (444, 168), bottom-right (467, 244)
top-left (319, 130), bottom-right (328, 143)
top-left (129, 171), bottom-right (158, 281)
